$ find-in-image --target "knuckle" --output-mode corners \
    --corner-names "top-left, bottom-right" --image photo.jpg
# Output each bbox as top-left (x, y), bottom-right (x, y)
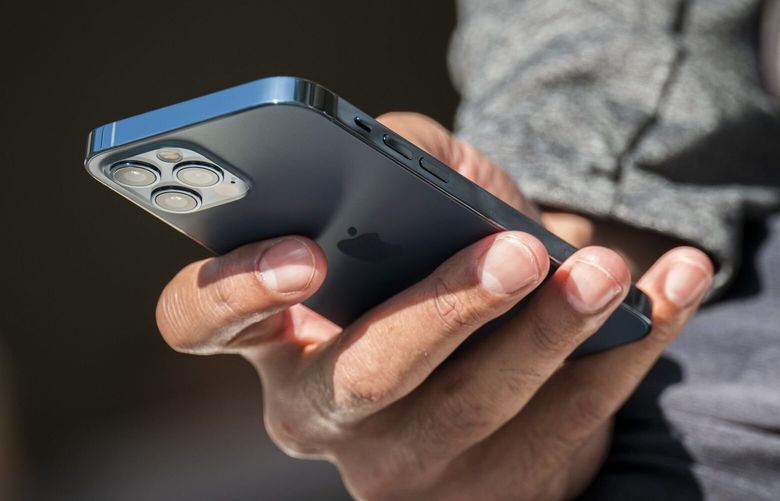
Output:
top-left (331, 354), bottom-right (396, 413)
top-left (498, 363), bottom-right (546, 395)
top-left (209, 256), bottom-right (256, 319)
top-left (568, 391), bottom-right (612, 430)
top-left (205, 254), bottom-right (282, 333)
top-left (431, 277), bottom-right (482, 332)
top-left (439, 392), bottom-right (492, 435)
top-left (525, 308), bottom-right (577, 355)
top-left (337, 378), bottom-right (392, 410)
top-left (413, 380), bottom-right (494, 450)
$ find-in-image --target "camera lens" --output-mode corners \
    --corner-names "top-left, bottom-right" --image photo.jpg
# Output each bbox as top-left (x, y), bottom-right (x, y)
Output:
top-left (175, 163), bottom-right (221, 188)
top-left (111, 162), bottom-right (159, 187)
top-left (153, 189), bottom-right (200, 213)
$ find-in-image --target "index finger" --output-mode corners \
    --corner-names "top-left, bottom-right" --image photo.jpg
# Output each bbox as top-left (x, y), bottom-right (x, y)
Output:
top-left (320, 231), bottom-right (549, 420)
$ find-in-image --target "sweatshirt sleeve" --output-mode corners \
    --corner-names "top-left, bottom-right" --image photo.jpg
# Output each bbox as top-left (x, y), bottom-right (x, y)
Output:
top-left (448, 0), bottom-right (780, 295)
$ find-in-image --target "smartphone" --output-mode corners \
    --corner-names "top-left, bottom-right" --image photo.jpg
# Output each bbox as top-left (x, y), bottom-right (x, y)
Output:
top-left (84, 76), bottom-right (651, 356)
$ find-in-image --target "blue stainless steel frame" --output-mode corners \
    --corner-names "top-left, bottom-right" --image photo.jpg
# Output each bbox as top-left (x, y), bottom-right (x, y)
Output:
top-left (87, 76), bottom-right (336, 157)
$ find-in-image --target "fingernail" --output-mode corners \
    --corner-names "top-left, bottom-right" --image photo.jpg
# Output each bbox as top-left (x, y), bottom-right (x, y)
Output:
top-left (258, 238), bottom-right (316, 293)
top-left (664, 259), bottom-right (711, 306)
top-left (565, 259), bottom-right (623, 314)
top-left (480, 236), bottom-right (540, 294)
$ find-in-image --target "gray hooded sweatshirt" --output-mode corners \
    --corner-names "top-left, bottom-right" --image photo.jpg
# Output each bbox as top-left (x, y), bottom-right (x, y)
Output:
top-left (449, 0), bottom-right (780, 499)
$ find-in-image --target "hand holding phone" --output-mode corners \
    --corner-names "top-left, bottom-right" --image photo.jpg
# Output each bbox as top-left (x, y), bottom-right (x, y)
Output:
top-left (153, 112), bottom-right (713, 499)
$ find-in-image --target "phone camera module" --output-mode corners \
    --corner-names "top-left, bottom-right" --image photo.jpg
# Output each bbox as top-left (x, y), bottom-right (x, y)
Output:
top-left (153, 188), bottom-right (201, 213)
top-left (111, 162), bottom-right (159, 187)
top-left (105, 147), bottom-right (247, 213)
top-left (175, 163), bottom-right (222, 188)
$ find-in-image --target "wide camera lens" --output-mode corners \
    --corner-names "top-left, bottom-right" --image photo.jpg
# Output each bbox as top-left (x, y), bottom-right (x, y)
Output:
top-left (154, 189), bottom-right (200, 213)
top-left (175, 163), bottom-right (221, 188)
top-left (111, 162), bottom-right (159, 187)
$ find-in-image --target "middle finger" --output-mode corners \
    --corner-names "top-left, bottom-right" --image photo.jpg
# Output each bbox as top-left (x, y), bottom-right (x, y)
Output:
top-left (391, 246), bottom-right (630, 462)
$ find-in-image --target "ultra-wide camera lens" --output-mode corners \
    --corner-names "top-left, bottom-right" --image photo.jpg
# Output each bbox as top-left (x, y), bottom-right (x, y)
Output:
top-left (154, 189), bottom-right (200, 213)
top-left (111, 162), bottom-right (159, 187)
top-left (175, 163), bottom-right (221, 188)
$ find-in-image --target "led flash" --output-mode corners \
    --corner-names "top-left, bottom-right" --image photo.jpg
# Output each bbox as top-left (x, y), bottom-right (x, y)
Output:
top-left (156, 148), bottom-right (183, 163)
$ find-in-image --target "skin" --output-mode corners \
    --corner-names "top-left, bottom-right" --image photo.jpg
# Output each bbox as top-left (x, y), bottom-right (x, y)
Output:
top-left (156, 113), bottom-right (714, 500)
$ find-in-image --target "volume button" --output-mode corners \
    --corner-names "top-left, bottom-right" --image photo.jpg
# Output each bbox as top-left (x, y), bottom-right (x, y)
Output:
top-left (382, 134), bottom-right (413, 160)
top-left (419, 156), bottom-right (450, 183)
top-left (354, 116), bottom-right (372, 132)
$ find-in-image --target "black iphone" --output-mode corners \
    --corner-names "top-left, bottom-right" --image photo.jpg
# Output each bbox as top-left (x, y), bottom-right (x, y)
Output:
top-left (84, 76), bottom-right (652, 356)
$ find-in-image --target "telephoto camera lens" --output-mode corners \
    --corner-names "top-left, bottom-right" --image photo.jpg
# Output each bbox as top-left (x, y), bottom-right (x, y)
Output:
top-left (175, 163), bottom-right (221, 188)
top-left (154, 189), bottom-right (200, 213)
top-left (111, 162), bottom-right (159, 187)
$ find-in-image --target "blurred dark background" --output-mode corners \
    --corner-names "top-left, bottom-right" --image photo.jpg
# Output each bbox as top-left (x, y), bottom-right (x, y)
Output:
top-left (0, 2), bottom-right (458, 499)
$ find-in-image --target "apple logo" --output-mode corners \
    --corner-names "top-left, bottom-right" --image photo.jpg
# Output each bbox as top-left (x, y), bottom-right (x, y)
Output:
top-left (337, 226), bottom-right (402, 262)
